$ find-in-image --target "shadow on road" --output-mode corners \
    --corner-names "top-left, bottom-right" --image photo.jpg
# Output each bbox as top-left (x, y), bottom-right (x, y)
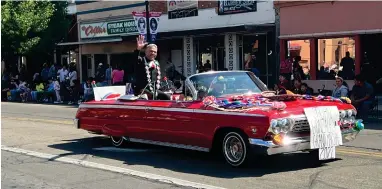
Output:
top-left (48, 136), bottom-right (339, 178)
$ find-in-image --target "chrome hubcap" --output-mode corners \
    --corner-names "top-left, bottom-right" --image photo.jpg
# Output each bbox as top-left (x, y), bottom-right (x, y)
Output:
top-left (111, 136), bottom-right (123, 146)
top-left (224, 136), bottom-right (244, 163)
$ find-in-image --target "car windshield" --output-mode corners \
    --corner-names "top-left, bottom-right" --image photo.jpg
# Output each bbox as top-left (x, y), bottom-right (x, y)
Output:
top-left (189, 71), bottom-right (267, 99)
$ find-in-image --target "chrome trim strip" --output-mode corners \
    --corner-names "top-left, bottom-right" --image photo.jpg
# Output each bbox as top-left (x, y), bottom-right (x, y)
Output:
top-left (129, 138), bottom-right (210, 152)
top-left (79, 104), bottom-right (266, 117)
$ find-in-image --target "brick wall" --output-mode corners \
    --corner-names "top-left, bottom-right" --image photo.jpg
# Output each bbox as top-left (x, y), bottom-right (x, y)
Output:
top-left (150, 1), bottom-right (218, 13)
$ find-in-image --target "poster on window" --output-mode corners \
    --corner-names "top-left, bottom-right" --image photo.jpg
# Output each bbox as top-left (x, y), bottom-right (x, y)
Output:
top-left (132, 12), bottom-right (162, 42)
top-left (167, 0), bottom-right (198, 19)
top-left (218, 0), bottom-right (257, 15)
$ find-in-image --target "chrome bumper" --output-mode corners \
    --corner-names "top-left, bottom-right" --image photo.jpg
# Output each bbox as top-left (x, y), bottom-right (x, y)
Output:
top-left (73, 118), bottom-right (79, 129)
top-left (248, 129), bottom-right (360, 155)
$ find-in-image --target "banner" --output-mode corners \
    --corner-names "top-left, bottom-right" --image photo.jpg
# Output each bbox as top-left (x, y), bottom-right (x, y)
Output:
top-left (132, 12), bottom-right (162, 42)
top-left (218, 0), bottom-right (257, 15)
top-left (304, 106), bottom-right (342, 160)
top-left (168, 0), bottom-right (198, 19)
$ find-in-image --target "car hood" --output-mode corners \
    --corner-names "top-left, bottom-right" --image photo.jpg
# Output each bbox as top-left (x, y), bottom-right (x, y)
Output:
top-left (268, 99), bottom-right (354, 118)
top-left (214, 94), bottom-right (354, 118)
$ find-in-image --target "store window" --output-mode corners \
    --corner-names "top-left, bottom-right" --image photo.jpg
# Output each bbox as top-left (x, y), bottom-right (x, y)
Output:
top-left (287, 40), bottom-right (311, 80)
top-left (317, 37), bottom-right (355, 80)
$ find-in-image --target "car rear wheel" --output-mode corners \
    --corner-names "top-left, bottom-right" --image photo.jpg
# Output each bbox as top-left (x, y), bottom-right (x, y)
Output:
top-left (110, 136), bottom-right (125, 147)
top-left (222, 132), bottom-right (249, 167)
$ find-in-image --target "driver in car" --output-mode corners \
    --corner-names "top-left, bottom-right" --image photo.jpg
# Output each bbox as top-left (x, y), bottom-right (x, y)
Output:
top-left (208, 76), bottom-right (225, 97)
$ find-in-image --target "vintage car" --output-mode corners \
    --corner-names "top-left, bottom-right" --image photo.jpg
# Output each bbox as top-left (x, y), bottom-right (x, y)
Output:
top-left (74, 71), bottom-right (364, 167)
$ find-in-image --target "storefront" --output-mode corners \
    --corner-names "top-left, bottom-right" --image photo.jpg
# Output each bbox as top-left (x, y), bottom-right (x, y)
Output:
top-left (77, 18), bottom-right (138, 82)
top-left (155, 0), bottom-right (277, 85)
top-left (276, 1), bottom-right (382, 92)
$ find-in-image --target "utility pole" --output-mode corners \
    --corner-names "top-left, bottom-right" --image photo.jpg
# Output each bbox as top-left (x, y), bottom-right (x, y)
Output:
top-left (145, 0), bottom-right (151, 43)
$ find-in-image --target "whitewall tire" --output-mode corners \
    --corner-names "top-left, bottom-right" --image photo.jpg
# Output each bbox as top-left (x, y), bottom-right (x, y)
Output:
top-left (110, 136), bottom-right (125, 147)
top-left (222, 132), bottom-right (249, 167)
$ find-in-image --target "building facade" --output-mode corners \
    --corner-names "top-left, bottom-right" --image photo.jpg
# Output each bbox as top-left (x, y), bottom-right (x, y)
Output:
top-left (275, 1), bottom-right (382, 92)
top-left (59, 1), bottom-right (277, 85)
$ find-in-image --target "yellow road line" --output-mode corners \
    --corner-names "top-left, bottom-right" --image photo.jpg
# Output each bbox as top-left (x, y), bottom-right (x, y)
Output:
top-left (2, 116), bottom-right (73, 125)
top-left (337, 149), bottom-right (382, 158)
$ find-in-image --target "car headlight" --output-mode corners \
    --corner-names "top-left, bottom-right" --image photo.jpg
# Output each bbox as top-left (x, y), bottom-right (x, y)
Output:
top-left (346, 109), bottom-right (353, 117)
top-left (340, 111), bottom-right (347, 119)
top-left (269, 118), bottom-right (294, 134)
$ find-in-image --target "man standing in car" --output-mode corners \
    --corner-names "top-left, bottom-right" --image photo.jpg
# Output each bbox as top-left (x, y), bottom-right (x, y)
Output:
top-left (133, 35), bottom-right (170, 100)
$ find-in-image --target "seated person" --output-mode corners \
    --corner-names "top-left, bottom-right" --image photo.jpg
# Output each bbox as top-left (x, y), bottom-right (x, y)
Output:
top-left (292, 79), bottom-right (302, 94)
top-left (351, 74), bottom-right (375, 120)
top-left (332, 76), bottom-right (348, 98)
top-left (301, 83), bottom-right (313, 95)
top-left (208, 77), bottom-right (225, 97)
top-left (274, 84), bottom-right (287, 95)
top-left (83, 77), bottom-right (94, 102)
top-left (42, 79), bottom-right (55, 102)
top-left (31, 80), bottom-right (45, 102)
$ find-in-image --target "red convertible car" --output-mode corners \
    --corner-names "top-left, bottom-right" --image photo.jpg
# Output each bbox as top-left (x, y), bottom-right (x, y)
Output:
top-left (74, 71), bottom-right (363, 167)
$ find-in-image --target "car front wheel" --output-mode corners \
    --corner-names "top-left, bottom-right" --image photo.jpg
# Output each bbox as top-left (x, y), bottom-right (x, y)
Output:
top-left (110, 136), bottom-right (125, 147)
top-left (222, 132), bottom-right (249, 167)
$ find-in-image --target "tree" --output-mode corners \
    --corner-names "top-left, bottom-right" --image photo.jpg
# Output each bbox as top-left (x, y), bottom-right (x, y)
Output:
top-left (1, 1), bottom-right (70, 61)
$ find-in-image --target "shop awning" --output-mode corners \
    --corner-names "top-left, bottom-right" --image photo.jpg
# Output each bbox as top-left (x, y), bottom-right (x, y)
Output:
top-left (130, 24), bottom-right (276, 40)
top-left (279, 29), bottom-right (382, 39)
top-left (56, 37), bottom-right (122, 46)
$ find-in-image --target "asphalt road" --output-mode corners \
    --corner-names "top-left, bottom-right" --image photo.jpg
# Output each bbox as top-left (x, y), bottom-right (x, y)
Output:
top-left (2, 102), bottom-right (382, 189)
top-left (2, 150), bottom-right (187, 189)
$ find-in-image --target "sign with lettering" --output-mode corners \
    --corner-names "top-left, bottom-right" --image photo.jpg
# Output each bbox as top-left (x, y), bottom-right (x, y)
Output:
top-left (107, 20), bottom-right (137, 35)
top-left (218, 0), bottom-right (257, 15)
top-left (168, 0), bottom-right (198, 19)
top-left (304, 106), bottom-right (343, 160)
top-left (80, 19), bottom-right (138, 39)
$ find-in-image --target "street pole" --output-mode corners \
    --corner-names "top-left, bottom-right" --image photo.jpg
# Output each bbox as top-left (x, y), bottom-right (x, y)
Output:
top-left (145, 0), bottom-right (151, 43)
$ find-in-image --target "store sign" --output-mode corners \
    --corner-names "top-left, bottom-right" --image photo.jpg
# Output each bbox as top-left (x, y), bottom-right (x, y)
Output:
top-left (107, 20), bottom-right (137, 35)
top-left (80, 19), bottom-right (137, 39)
top-left (218, 0), bottom-right (257, 15)
top-left (168, 0), bottom-right (198, 19)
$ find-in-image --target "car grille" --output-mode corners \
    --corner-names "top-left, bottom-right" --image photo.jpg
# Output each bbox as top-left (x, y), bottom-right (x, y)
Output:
top-left (291, 117), bottom-right (310, 133)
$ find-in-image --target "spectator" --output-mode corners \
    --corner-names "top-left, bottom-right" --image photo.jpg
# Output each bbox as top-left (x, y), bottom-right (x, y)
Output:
top-left (105, 64), bottom-right (112, 86)
top-left (293, 79), bottom-right (302, 94)
top-left (340, 51), bottom-right (355, 80)
top-left (301, 83), bottom-right (313, 95)
top-left (19, 81), bottom-right (31, 102)
top-left (41, 63), bottom-right (50, 82)
top-left (42, 79), bottom-right (55, 103)
top-left (57, 65), bottom-right (69, 101)
top-left (112, 64), bottom-right (124, 85)
top-left (274, 84), bottom-right (287, 95)
top-left (278, 74), bottom-right (291, 90)
top-left (83, 77), bottom-right (94, 102)
top-left (9, 80), bottom-right (21, 101)
top-left (53, 78), bottom-right (62, 104)
top-left (351, 74), bottom-right (375, 121)
top-left (48, 63), bottom-right (57, 80)
top-left (95, 63), bottom-right (105, 82)
top-left (332, 77), bottom-right (348, 98)
top-left (292, 56), bottom-right (304, 80)
top-left (280, 57), bottom-right (293, 80)
top-left (67, 64), bottom-right (78, 105)
top-left (31, 80), bottom-right (45, 102)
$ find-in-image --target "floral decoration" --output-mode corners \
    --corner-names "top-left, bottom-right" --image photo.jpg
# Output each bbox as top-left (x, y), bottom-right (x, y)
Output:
top-left (202, 95), bottom-right (287, 112)
top-left (301, 95), bottom-right (351, 104)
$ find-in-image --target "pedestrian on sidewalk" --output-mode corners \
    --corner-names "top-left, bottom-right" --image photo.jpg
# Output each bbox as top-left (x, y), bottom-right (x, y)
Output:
top-left (53, 78), bottom-right (62, 103)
